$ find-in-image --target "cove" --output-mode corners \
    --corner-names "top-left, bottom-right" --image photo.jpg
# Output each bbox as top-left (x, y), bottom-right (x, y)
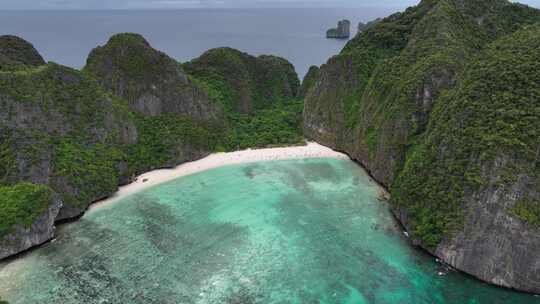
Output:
top-left (0, 158), bottom-right (538, 303)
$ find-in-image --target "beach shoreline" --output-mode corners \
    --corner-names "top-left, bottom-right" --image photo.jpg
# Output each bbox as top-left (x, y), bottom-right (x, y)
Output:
top-left (89, 142), bottom-right (350, 212)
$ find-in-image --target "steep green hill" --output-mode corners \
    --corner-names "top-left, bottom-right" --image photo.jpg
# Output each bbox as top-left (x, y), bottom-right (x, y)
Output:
top-left (84, 33), bottom-right (220, 121)
top-left (393, 23), bottom-right (540, 247)
top-left (0, 52), bottom-right (220, 258)
top-left (184, 47), bottom-right (299, 114)
top-left (0, 63), bottom-right (137, 220)
top-left (184, 47), bottom-right (304, 150)
top-left (0, 34), bottom-right (304, 259)
top-left (0, 61), bottom-right (216, 222)
top-left (0, 35), bottom-right (45, 71)
top-left (303, 0), bottom-right (540, 293)
top-left (85, 36), bottom-right (304, 152)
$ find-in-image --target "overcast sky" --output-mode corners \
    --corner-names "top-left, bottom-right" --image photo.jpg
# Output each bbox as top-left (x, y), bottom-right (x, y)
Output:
top-left (1, 0), bottom-right (539, 9)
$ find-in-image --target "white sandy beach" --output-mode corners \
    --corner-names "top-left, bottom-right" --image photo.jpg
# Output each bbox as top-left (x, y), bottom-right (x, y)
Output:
top-left (89, 142), bottom-right (350, 211)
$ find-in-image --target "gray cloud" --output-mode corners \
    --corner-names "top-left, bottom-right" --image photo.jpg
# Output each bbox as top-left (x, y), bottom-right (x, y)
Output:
top-left (1, 0), bottom-right (539, 9)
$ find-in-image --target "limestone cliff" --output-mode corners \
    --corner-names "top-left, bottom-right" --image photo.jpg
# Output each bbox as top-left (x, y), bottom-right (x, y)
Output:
top-left (393, 25), bottom-right (540, 293)
top-left (0, 35), bottom-right (45, 70)
top-left (85, 33), bottom-right (220, 121)
top-left (357, 18), bottom-right (381, 35)
top-left (0, 35), bottom-right (303, 260)
top-left (0, 62), bottom-right (139, 221)
top-left (326, 20), bottom-right (351, 39)
top-left (184, 47), bottom-right (299, 114)
top-left (304, 0), bottom-right (540, 293)
top-left (298, 66), bottom-right (320, 99)
top-left (182, 47), bottom-right (303, 150)
top-left (0, 37), bottom-right (219, 257)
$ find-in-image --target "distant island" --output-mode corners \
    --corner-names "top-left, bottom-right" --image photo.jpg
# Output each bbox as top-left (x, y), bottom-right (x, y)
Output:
top-left (326, 18), bottom-right (381, 39)
top-left (326, 19), bottom-right (351, 39)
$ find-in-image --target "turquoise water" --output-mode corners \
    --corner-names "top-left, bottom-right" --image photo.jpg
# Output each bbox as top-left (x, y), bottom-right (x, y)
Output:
top-left (0, 158), bottom-right (538, 303)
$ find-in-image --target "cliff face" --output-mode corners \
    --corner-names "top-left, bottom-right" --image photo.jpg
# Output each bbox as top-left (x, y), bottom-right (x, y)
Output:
top-left (0, 37), bottom-right (219, 257)
top-left (0, 184), bottom-right (61, 260)
top-left (357, 19), bottom-right (382, 35)
top-left (85, 33), bottom-right (220, 121)
top-left (182, 47), bottom-right (303, 150)
top-left (0, 34), bottom-right (303, 260)
top-left (0, 63), bottom-right (139, 221)
top-left (327, 20), bottom-right (351, 39)
top-left (304, 0), bottom-right (540, 293)
top-left (393, 25), bottom-right (540, 292)
top-left (184, 47), bottom-right (299, 115)
top-left (83, 33), bottom-right (223, 176)
top-left (0, 35), bottom-right (45, 70)
top-left (298, 66), bottom-right (320, 99)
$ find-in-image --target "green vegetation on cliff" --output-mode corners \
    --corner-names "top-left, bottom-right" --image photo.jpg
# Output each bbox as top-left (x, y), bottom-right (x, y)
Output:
top-left (0, 63), bottom-right (136, 215)
top-left (84, 33), bottom-right (219, 121)
top-left (298, 66), bottom-right (320, 99)
top-left (392, 24), bottom-right (540, 246)
top-left (0, 34), bottom-right (304, 242)
top-left (184, 47), bottom-right (299, 113)
top-left (224, 101), bottom-right (304, 150)
top-left (0, 135), bottom-right (16, 185)
top-left (85, 33), bottom-right (159, 81)
top-left (184, 47), bottom-right (304, 150)
top-left (0, 183), bottom-right (54, 236)
top-left (345, 0), bottom-right (539, 169)
top-left (125, 113), bottom-right (221, 172)
top-left (304, 0), bottom-right (540, 249)
top-left (85, 33), bottom-right (304, 153)
top-left (510, 198), bottom-right (540, 228)
top-left (53, 140), bottom-right (124, 208)
top-left (1, 59), bottom-right (225, 219)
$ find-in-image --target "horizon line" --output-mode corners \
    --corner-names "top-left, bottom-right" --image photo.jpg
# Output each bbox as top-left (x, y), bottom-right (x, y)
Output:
top-left (0, 6), bottom-right (407, 11)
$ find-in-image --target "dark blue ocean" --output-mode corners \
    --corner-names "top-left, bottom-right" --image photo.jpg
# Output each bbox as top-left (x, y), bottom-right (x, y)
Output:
top-left (0, 8), bottom-right (397, 78)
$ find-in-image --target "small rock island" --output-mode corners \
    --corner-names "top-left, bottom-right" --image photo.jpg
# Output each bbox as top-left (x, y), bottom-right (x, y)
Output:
top-left (326, 20), bottom-right (351, 39)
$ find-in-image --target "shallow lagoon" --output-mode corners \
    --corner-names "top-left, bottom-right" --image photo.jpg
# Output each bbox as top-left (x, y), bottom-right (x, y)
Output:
top-left (0, 159), bottom-right (538, 303)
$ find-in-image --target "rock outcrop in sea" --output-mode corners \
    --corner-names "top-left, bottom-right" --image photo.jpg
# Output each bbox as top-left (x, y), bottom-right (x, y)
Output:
top-left (303, 0), bottom-right (540, 293)
top-left (326, 20), bottom-right (351, 39)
